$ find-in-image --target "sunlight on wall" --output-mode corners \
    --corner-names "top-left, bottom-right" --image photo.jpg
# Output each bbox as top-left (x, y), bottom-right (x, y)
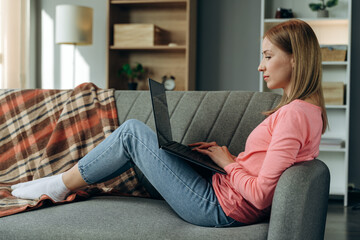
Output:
top-left (0, 61), bottom-right (2, 88)
top-left (60, 44), bottom-right (90, 89)
top-left (74, 49), bottom-right (90, 86)
top-left (0, 3), bottom-right (2, 88)
top-left (41, 10), bottom-right (54, 89)
top-left (59, 44), bottom-right (74, 89)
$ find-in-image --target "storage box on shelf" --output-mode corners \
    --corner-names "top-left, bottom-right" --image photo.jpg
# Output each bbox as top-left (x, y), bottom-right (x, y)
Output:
top-left (107, 0), bottom-right (197, 91)
top-left (260, 0), bottom-right (351, 205)
top-left (113, 24), bottom-right (169, 47)
top-left (322, 82), bottom-right (344, 105)
top-left (321, 45), bottom-right (347, 62)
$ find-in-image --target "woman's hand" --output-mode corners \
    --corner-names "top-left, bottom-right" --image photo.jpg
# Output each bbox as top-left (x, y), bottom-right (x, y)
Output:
top-left (188, 141), bottom-right (219, 150)
top-left (189, 142), bottom-right (236, 169)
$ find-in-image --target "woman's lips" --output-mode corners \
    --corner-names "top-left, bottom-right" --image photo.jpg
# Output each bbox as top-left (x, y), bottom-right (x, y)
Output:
top-left (263, 76), bottom-right (269, 81)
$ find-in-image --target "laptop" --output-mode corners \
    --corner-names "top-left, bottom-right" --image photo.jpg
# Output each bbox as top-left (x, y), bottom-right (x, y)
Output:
top-left (148, 78), bottom-right (226, 175)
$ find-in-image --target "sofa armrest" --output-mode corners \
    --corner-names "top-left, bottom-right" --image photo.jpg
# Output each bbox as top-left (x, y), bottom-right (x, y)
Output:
top-left (267, 159), bottom-right (330, 240)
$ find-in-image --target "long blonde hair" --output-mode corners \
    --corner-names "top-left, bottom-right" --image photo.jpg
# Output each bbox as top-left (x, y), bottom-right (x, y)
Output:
top-left (263, 19), bottom-right (328, 134)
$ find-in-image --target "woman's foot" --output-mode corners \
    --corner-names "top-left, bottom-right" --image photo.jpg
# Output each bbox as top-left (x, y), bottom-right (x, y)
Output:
top-left (11, 175), bottom-right (58, 190)
top-left (11, 173), bottom-right (70, 202)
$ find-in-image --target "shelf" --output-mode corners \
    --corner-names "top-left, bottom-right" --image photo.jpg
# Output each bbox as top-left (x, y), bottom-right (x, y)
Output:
top-left (322, 61), bottom-right (348, 66)
top-left (110, 45), bottom-right (186, 51)
top-left (264, 18), bottom-right (348, 24)
top-left (107, 0), bottom-right (196, 91)
top-left (263, 18), bottom-right (349, 45)
top-left (320, 147), bottom-right (346, 152)
top-left (320, 137), bottom-right (345, 150)
top-left (111, 0), bottom-right (187, 4)
top-left (110, 0), bottom-right (187, 8)
top-left (326, 105), bottom-right (347, 109)
top-left (261, 0), bottom-right (351, 206)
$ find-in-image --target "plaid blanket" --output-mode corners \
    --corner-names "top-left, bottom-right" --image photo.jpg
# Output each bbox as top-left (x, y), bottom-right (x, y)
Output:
top-left (0, 83), bottom-right (148, 217)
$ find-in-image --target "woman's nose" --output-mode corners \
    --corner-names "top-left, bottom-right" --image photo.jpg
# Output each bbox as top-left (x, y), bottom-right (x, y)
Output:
top-left (258, 60), bottom-right (265, 72)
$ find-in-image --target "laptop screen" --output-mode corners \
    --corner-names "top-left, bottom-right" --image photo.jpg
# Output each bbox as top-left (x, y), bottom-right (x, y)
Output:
top-left (149, 78), bottom-right (173, 147)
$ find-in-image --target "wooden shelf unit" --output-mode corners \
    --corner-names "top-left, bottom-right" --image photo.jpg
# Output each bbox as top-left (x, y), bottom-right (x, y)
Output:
top-left (260, 0), bottom-right (352, 206)
top-left (107, 0), bottom-right (197, 90)
top-left (110, 45), bottom-right (186, 51)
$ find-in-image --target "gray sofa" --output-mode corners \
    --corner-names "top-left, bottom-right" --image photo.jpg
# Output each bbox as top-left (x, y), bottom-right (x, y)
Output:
top-left (0, 90), bottom-right (330, 240)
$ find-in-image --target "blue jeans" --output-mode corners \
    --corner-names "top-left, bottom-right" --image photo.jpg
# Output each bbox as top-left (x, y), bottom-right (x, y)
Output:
top-left (78, 119), bottom-right (244, 227)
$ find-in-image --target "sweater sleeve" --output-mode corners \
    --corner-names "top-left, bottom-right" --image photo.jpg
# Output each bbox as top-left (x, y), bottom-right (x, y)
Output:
top-left (224, 108), bottom-right (308, 210)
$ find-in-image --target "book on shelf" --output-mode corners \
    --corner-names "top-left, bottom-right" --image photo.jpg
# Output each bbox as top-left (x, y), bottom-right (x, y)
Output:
top-left (320, 138), bottom-right (345, 149)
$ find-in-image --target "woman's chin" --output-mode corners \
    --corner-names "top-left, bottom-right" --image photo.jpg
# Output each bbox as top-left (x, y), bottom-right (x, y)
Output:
top-left (266, 84), bottom-right (283, 93)
top-left (266, 83), bottom-right (275, 89)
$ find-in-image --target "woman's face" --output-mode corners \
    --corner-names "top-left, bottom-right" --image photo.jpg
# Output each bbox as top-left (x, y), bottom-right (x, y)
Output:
top-left (258, 37), bottom-right (294, 96)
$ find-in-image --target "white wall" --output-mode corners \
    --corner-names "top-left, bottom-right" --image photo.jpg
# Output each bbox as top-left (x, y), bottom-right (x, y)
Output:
top-left (36, 0), bottom-right (107, 89)
top-left (196, 0), bottom-right (261, 91)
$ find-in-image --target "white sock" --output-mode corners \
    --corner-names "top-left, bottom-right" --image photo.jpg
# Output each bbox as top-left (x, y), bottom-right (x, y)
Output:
top-left (11, 175), bottom-right (58, 190)
top-left (11, 173), bottom-right (70, 202)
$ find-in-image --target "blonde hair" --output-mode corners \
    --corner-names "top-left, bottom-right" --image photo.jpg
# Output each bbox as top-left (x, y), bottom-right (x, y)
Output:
top-left (263, 19), bottom-right (328, 134)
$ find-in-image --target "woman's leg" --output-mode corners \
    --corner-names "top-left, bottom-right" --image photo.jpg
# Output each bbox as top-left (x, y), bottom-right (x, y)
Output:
top-left (12, 119), bottom-right (242, 227)
top-left (77, 119), bottom-right (242, 227)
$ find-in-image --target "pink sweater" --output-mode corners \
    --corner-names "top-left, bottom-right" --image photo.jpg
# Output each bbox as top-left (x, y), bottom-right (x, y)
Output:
top-left (212, 100), bottom-right (323, 224)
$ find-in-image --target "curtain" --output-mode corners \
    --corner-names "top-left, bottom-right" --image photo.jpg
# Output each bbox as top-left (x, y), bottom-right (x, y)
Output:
top-left (0, 0), bottom-right (29, 89)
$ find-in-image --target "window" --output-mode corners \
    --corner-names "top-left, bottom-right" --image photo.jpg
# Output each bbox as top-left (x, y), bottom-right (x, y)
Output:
top-left (0, 0), bottom-right (29, 89)
top-left (0, 2), bottom-right (3, 88)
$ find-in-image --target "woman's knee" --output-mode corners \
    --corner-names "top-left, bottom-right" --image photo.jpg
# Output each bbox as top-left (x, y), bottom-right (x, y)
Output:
top-left (120, 119), bottom-right (151, 138)
top-left (122, 119), bottom-right (145, 129)
top-left (120, 119), bottom-right (145, 133)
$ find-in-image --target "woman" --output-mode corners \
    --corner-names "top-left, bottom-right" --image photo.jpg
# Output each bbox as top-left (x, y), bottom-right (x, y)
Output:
top-left (11, 19), bottom-right (327, 227)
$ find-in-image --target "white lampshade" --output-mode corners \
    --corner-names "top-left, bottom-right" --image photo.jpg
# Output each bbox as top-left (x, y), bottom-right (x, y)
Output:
top-left (56, 5), bottom-right (93, 45)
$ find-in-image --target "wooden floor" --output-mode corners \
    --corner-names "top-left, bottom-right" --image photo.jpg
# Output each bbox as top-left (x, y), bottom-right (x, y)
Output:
top-left (325, 194), bottom-right (360, 240)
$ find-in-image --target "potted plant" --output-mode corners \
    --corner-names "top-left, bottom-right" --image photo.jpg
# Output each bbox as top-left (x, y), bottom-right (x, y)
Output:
top-left (309, 0), bottom-right (338, 18)
top-left (118, 63), bottom-right (145, 90)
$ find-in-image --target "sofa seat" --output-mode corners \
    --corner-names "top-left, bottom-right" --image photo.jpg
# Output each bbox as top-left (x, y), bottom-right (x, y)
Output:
top-left (0, 196), bottom-right (269, 240)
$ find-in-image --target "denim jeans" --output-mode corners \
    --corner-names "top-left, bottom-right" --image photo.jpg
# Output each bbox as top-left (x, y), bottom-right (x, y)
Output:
top-left (78, 119), bottom-right (244, 227)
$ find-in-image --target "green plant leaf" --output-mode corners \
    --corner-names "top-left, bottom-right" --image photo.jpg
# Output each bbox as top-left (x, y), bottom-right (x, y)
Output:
top-left (309, 3), bottom-right (322, 11)
top-left (119, 62), bottom-right (145, 80)
top-left (134, 63), bottom-right (144, 73)
top-left (326, 0), bottom-right (338, 8)
top-left (121, 64), bottom-right (132, 77)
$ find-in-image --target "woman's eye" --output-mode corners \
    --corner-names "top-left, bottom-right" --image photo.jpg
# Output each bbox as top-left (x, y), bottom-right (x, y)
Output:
top-left (265, 56), bottom-right (271, 59)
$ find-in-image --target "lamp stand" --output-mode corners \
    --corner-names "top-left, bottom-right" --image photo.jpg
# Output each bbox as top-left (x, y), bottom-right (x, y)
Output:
top-left (73, 44), bottom-right (76, 88)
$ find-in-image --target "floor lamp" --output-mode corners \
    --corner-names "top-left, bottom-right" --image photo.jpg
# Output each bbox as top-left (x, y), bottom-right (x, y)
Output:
top-left (55, 5), bottom-right (93, 88)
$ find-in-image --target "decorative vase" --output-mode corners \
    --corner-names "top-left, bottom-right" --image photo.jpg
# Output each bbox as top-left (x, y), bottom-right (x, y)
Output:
top-left (128, 82), bottom-right (138, 90)
top-left (317, 9), bottom-right (329, 18)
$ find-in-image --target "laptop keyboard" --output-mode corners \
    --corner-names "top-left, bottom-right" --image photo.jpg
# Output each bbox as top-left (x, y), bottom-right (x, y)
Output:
top-left (165, 142), bottom-right (209, 161)
top-left (162, 141), bottom-right (226, 174)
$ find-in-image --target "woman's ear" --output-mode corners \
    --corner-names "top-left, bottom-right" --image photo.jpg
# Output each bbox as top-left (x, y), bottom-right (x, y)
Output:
top-left (291, 55), bottom-right (295, 68)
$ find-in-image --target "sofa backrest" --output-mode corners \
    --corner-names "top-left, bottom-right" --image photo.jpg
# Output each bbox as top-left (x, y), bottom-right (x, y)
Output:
top-left (114, 91), bottom-right (281, 155)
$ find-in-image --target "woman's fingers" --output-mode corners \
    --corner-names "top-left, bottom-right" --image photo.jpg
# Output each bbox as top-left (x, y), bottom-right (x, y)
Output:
top-left (188, 142), bottom-right (218, 149)
top-left (188, 142), bottom-right (204, 147)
